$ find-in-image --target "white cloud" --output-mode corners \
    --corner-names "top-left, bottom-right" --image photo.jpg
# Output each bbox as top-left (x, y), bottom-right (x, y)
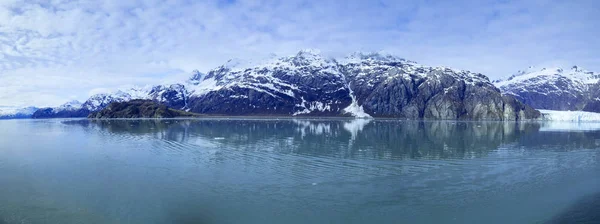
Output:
top-left (0, 0), bottom-right (598, 107)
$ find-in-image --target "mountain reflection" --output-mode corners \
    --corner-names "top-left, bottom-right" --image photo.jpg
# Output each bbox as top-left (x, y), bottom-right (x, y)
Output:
top-left (63, 119), bottom-right (600, 160)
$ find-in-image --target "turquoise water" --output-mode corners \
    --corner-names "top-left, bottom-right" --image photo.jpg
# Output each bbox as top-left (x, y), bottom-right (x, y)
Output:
top-left (0, 119), bottom-right (599, 224)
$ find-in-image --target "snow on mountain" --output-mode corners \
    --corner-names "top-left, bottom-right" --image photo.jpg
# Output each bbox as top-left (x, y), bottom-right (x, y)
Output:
top-left (148, 84), bottom-right (189, 109)
top-left (79, 85), bottom-right (190, 111)
top-left (184, 50), bottom-right (536, 119)
top-left (33, 84), bottom-right (189, 118)
top-left (495, 66), bottom-right (599, 90)
top-left (0, 107), bottom-right (24, 116)
top-left (81, 88), bottom-right (147, 112)
top-left (31, 49), bottom-right (538, 120)
top-left (56, 100), bottom-right (83, 111)
top-left (340, 51), bottom-right (491, 86)
top-left (338, 51), bottom-right (514, 119)
top-left (338, 51), bottom-right (417, 65)
top-left (0, 106), bottom-right (39, 119)
top-left (342, 87), bottom-right (371, 118)
top-left (186, 49), bottom-right (351, 116)
top-left (217, 53), bottom-right (279, 73)
top-left (185, 50), bottom-right (489, 118)
top-left (494, 66), bottom-right (600, 111)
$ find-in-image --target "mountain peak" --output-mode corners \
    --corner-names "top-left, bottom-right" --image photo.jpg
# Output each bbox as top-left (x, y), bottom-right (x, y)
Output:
top-left (495, 65), bottom-right (599, 88)
top-left (57, 100), bottom-right (83, 111)
top-left (211, 54), bottom-right (281, 73)
top-left (188, 70), bottom-right (206, 84)
top-left (339, 51), bottom-right (416, 65)
top-left (281, 49), bottom-right (334, 68)
top-left (296, 48), bottom-right (322, 56)
top-left (63, 100), bottom-right (82, 106)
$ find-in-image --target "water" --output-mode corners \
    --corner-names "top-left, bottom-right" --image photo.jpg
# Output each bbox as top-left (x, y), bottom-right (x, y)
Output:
top-left (0, 119), bottom-right (599, 224)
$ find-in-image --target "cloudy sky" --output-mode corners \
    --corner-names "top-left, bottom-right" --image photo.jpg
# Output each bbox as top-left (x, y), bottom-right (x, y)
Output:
top-left (0, 0), bottom-right (599, 107)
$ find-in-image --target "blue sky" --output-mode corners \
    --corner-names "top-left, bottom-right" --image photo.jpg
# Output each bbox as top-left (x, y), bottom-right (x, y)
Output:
top-left (0, 0), bottom-right (599, 107)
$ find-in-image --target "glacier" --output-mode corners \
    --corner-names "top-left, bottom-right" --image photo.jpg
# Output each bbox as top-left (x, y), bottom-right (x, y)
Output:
top-left (540, 110), bottom-right (600, 122)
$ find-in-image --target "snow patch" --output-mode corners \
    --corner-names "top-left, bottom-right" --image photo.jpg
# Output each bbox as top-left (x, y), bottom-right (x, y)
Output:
top-left (293, 97), bottom-right (332, 116)
top-left (343, 87), bottom-right (372, 118)
top-left (188, 77), bottom-right (222, 97)
top-left (56, 100), bottom-right (83, 111)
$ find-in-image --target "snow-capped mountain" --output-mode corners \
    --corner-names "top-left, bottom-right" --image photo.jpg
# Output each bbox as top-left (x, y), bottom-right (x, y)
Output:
top-left (0, 106), bottom-right (39, 119)
top-left (186, 49), bottom-right (356, 117)
top-left (494, 66), bottom-right (600, 111)
top-left (184, 50), bottom-right (538, 120)
top-left (147, 84), bottom-right (189, 109)
top-left (31, 100), bottom-right (90, 118)
top-left (59, 100), bottom-right (83, 111)
top-left (32, 84), bottom-right (188, 118)
top-left (32, 49), bottom-right (539, 120)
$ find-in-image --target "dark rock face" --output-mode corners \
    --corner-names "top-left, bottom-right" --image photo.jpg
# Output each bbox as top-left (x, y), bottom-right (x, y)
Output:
top-left (501, 95), bottom-right (541, 120)
top-left (582, 84), bottom-right (600, 112)
top-left (582, 100), bottom-right (600, 112)
top-left (88, 100), bottom-right (197, 119)
top-left (341, 58), bottom-right (538, 120)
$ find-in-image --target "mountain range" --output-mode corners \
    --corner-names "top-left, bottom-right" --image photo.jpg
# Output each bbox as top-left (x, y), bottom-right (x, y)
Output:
top-left (31, 84), bottom-right (188, 118)
top-left (9, 49), bottom-right (595, 120)
top-left (0, 106), bottom-right (39, 119)
top-left (494, 66), bottom-right (600, 112)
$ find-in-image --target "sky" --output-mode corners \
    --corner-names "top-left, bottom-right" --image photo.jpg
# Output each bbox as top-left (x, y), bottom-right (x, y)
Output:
top-left (0, 0), bottom-right (599, 107)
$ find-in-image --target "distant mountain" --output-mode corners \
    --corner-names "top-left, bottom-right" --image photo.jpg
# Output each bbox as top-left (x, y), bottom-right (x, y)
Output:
top-left (31, 100), bottom-right (90, 118)
top-left (0, 106), bottom-right (39, 119)
top-left (32, 84), bottom-right (188, 118)
top-left (88, 100), bottom-right (199, 119)
top-left (33, 50), bottom-right (539, 120)
top-left (494, 66), bottom-right (600, 111)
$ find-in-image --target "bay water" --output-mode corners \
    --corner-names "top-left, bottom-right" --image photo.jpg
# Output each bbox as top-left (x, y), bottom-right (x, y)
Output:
top-left (0, 119), bottom-right (599, 223)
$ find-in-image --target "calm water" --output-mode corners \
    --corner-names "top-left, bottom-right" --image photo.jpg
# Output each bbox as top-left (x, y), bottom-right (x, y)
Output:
top-left (0, 119), bottom-right (599, 224)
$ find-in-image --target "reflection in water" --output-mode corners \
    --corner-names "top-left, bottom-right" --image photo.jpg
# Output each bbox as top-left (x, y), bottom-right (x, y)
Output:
top-left (65, 119), bottom-right (546, 160)
top-left (0, 119), bottom-right (599, 224)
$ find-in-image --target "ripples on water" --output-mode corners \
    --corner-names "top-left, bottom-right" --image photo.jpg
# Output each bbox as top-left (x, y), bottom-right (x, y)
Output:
top-left (0, 119), bottom-right (599, 224)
